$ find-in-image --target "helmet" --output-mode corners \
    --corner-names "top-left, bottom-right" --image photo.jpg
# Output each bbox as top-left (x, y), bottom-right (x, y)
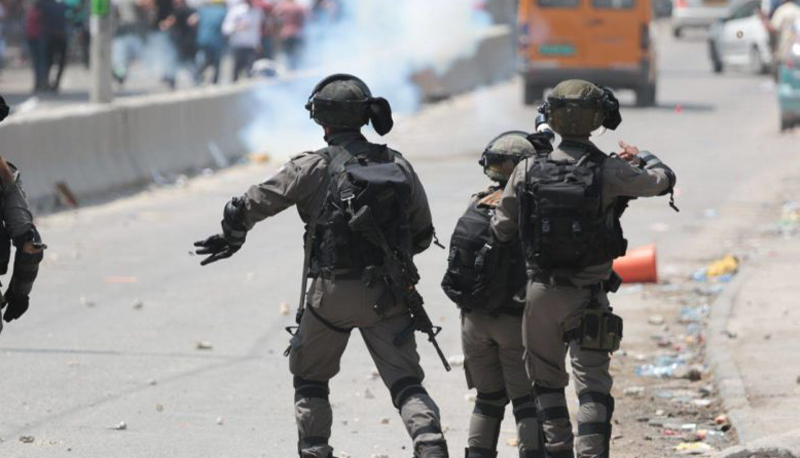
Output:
top-left (542, 80), bottom-right (622, 136)
top-left (305, 73), bottom-right (394, 135)
top-left (479, 131), bottom-right (536, 183)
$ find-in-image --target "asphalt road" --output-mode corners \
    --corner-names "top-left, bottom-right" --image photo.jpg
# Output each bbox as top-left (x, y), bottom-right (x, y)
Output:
top-left (0, 24), bottom-right (798, 458)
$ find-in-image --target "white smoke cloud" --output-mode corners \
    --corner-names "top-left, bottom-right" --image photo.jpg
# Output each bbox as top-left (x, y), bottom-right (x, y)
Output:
top-left (241, 0), bottom-right (491, 158)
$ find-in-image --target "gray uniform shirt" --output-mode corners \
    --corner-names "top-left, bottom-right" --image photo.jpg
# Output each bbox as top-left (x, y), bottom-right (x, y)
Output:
top-left (239, 132), bottom-right (435, 254)
top-left (491, 138), bottom-right (675, 286)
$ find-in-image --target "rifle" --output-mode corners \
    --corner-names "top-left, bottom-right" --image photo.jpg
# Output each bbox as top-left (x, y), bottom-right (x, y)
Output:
top-left (348, 206), bottom-right (451, 372)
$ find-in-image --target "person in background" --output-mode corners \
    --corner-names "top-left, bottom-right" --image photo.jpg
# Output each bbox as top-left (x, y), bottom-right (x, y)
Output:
top-left (161, 0), bottom-right (197, 87)
top-left (254, 0), bottom-right (276, 60)
top-left (64, 0), bottom-right (89, 68)
top-left (273, 0), bottom-right (305, 69)
top-left (222, 0), bottom-right (264, 82)
top-left (762, 0), bottom-right (800, 76)
top-left (39, 0), bottom-right (68, 92)
top-left (111, 0), bottom-right (148, 85)
top-left (25, 0), bottom-right (46, 91)
top-left (194, 0), bottom-right (226, 84)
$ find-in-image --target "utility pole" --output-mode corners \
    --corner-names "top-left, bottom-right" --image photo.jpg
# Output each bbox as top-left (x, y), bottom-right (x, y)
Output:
top-left (90, 0), bottom-right (113, 103)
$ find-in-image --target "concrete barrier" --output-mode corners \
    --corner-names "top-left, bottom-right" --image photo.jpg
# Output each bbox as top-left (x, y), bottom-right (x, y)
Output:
top-left (0, 25), bottom-right (514, 206)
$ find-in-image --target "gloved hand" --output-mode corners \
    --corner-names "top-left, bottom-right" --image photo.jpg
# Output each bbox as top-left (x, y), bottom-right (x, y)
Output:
top-left (194, 234), bottom-right (241, 266)
top-left (194, 197), bottom-right (248, 266)
top-left (2, 290), bottom-right (29, 322)
top-left (527, 131), bottom-right (554, 154)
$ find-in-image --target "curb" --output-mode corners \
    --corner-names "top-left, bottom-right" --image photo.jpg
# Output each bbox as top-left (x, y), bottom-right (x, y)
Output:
top-left (707, 267), bottom-right (800, 458)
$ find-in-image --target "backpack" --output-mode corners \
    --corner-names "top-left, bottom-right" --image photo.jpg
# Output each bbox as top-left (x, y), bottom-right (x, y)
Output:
top-left (441, 190), bottom-right (527, 313)
top-left (519, 145), bottom-right (628, 279)
top-left (312, 144), bottom-right (413, 272)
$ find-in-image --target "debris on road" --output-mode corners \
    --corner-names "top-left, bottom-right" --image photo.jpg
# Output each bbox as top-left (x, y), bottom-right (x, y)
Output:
top-left (648, 315), bottom-right (666, 325)
top-left (112, 421), bottom-right (127, 431)
top-left (132, 299), bottom-right (144, 310)
top-left (775, 201), bottom-right (800, 237)
top-left (364, 388), bottom-right (375, 399)
top-left (19, 436), bottom-right (35, 444)
top-left (379, 417), bottom-right (390, 424)
top-left (675, 441), bottom-right (713, 454)
top-left (624, 386), bottom-right (645, 397)
top-left (105, 276), bottom-right (139, 284)
top-left (196, 341), bottom-right (213, 350)
top-left (280, 302), bottom-right (290, 315)
top-left (80, 295), bottom-right (96, 307)
top-left (156, 404), bottom-right (164, 412)
top-left (692, 255), bottom-right (738, 282)
top-left (506, 437), bottom-right (519, 447)
top-left (216, 417), bottom-right (224, 425)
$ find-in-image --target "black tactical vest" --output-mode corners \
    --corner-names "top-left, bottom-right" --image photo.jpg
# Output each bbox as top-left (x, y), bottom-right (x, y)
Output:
top-left (441, 190), bottom-right (527, 314)
top-left (519, 145), bottom-right (628, 279)
top-left (312, 143), bottom-right (413, 272)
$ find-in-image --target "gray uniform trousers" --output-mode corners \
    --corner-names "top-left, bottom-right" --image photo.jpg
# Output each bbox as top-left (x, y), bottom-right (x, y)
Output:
top-left (522, 282), bottom-right (613, 458)
top-left (461, 311), bottom-right (541, 458)
top-left (289, 277), bottom-right (446, 458)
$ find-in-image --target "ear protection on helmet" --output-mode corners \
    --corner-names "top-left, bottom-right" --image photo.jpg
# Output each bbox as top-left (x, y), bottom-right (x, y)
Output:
top-left (478, 130), bottom-right (532, 167)
top-left (597, 85), bottom-right (622, 130)
top-left (367, 97), bottom-right (393, 136)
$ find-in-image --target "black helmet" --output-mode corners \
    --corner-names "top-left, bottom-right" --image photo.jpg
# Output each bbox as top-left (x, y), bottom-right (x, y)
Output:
top-left (305, 74), bottom-right (394, 135)
top-left (479, 131), bottom-right (536, 183)
top-left (541, 80), bottom-right (622, 136)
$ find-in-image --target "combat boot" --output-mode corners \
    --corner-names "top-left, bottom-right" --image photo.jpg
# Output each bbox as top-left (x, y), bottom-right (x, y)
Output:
top-left (415, 442), bottom-right (449, 458)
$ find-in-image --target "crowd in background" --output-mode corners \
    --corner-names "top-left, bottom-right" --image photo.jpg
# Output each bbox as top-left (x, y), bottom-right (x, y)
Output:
top-left (0, 0), bottom-right (342, 93)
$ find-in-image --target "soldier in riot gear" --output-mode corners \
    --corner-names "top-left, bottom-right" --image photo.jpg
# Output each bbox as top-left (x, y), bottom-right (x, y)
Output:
top-left (490, 80), bottom-right (677, 458)
top-left (195, 74), bottom-right (449, 458)
top-left (441, 131), bottom-right (547, 458)
top-left (0, 96), bottom-right (46, 335)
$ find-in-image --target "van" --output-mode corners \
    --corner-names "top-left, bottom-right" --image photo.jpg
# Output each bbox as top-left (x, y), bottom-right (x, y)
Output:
top-left (517, 0), bottom-right (657, 106)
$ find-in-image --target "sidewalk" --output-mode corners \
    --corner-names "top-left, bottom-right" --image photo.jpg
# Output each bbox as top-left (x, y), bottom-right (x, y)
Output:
top-left (711, 203), bottom-right (800, 458)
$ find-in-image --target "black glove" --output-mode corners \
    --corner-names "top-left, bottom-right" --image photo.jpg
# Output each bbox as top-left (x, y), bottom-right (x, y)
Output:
top-left (194, 197), bottom-right (248, 266)
top-left (2, 290), bottom-right (29, 322)
top-left (194, 234), bottom-right (241, 266)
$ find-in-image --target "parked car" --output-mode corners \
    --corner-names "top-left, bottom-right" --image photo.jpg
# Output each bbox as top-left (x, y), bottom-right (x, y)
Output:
top-left (517, 0), bottom-right (658, 106)
top-left (778, 21), bottom-right (800, 130)
top-left (672, 0), bottom-right (730, 37)
top-left (708, 0), bottom-right (772, 73)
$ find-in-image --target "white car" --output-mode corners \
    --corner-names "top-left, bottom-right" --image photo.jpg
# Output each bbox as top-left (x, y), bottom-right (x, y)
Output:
top-left (708, 0), bottom-right (772, 73)
top-left (672, 0), bottom-right (730, 37)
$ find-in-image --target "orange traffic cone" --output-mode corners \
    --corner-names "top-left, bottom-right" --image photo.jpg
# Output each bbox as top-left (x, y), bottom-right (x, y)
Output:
top-left (613, 244), bottom-right (658, 284)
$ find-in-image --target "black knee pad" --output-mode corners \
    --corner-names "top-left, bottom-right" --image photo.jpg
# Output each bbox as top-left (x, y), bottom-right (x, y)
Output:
top-left (390, 377), bottom-right (428, 409)
top-left (293, 376), bottom-right (330, 402)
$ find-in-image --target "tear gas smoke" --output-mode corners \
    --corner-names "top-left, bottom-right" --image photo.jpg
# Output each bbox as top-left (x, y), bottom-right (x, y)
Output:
top-left (242, 0), bottom-right (491, 158)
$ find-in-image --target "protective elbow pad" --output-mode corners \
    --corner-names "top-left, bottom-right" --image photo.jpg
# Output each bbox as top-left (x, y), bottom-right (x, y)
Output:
top-left (368, 97), bottom-right (393, 136)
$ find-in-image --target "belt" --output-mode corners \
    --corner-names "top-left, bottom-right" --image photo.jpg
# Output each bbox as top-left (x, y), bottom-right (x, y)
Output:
top-left (317, 268), bottom-right (368, 281)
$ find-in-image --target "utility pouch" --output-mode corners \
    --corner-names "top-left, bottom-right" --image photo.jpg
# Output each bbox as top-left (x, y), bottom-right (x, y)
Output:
top-left (579, 308), bottom-right (623, 353)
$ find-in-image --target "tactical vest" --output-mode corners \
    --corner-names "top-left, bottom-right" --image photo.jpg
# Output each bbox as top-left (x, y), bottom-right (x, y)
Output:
top-left (312, 143), bottom-right (413, 273)
top-left (441, 190), bottom-right (527, 314)
top-left (519, 145), bottom-right (628, 280)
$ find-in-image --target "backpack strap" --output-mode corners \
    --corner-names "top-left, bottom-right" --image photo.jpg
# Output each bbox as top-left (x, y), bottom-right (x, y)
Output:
top-left (285, 146), bottom-right (354, 356)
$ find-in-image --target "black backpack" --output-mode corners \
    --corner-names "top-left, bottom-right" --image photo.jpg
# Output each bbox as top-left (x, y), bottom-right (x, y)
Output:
top-left (441, 191), bottom-right (527, 313)
top-left (519, 145), bottom-right (627, 278)
top-left (313, 145), bottom-right (413, 272)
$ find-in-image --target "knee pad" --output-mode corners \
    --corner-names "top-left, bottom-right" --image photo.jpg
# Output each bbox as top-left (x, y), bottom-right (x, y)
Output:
top-left (390, 377), bottom-right (428, 410)
top-left (577, 391), bottom-right (614, 456)
top-left (533, 385), bottom-right (569, 423)
top-left (473, 390), bottom-right (509, 420)
top-left (512, 394), bottom-right (538, 424)
top-left (293, 376), bottom-right (330, 402)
